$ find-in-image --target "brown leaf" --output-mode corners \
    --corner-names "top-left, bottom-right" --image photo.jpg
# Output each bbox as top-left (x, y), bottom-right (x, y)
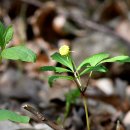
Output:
top-left (116, 20), bottom-right (130, 42)
top-left (100, 0), bottom-right (127, 22)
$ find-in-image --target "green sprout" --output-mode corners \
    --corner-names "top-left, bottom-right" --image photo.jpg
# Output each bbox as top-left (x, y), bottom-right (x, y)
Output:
top-left (0, 21), bottom-right (36, 123)
top-left (41, 45), bottom-right (130, 130)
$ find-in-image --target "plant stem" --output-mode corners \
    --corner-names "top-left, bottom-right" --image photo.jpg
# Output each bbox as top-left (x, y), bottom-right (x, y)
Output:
top-left (0, 46), bottom-right (5, 64)
top-left (83, 71), bottom-right (93, 93)
top-left (73, 71), bottom-right (91, 130)
top-left (71, 58), bottom-right (91, 130)
top-left (74, 72), bottom-right (82, 90)
top-left (0, 55), bottom-right (2, 64)
top-left (83, 96), bottom-right (90, 130)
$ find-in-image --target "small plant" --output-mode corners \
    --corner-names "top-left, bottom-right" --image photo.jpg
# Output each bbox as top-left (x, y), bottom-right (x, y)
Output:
top-left (41, 45), bottom-right (130, 130)
top-left (0, 21), bottom-right (36, 123)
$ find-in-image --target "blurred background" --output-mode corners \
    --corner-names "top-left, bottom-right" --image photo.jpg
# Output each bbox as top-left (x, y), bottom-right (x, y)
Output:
top-left (0, 0), bottom-right (130, 130)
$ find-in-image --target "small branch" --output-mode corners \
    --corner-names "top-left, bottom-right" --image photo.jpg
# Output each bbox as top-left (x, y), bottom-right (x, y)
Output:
top-left (20, 0), bottom-right (43, 7)
top-left (85, 20), bottom-right (130, 50)
top-left (116, 120), bottom-right (124, 130)
top-left (23, 105), bottom-right (65, 130)
top-left (70, 12), bottom-right (130, 48)
top-left (23, 104), bottom-right (45, 122)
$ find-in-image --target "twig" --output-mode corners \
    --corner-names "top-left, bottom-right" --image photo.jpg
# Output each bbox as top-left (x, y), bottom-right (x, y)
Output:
top-left (116, 120), bottom-right (124, 130)
top-left (85, 20), bottom-right (130, 50)
top-left (69, 11), bottom-right (130, 48)
top-left (20, 0), bottom-right (43, 7)
top-left (116, 120), bottom-right (121, 130)
top-left (23, 105), bottom-right (65, 130)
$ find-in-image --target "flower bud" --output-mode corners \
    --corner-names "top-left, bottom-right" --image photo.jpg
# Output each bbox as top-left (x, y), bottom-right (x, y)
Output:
top-left (59, 45), bottom-right (70, 56)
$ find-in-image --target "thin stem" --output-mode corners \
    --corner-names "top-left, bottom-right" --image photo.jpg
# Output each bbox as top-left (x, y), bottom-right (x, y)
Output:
top-left (71, 58), bottom-right (83, 91)
top-left (83, 97), bottom-right (90, 130)
top-left (70, 55), bottom-right (91, 130)
top-left (0, 55), bottom-right (2, 64)
top-left (0, 46), bottom-right (5, 64)
top-left (83, 71), bottom-right (93, 93)
top-left (74, 72), bottom-right (82, 87)
top-left (73, 70), bottom-right (91, 130)
top-left (74, 76), bottom-right (91, 130)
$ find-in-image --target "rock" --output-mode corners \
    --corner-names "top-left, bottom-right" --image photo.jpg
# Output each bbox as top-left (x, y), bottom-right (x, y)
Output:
top-left (72, 33), bottom-right (128, 66)
top-left (94, 78), bottom-right (114, 95)
top-left (126, 86), bottom-right (130, 95)
top-left (0, 69), bottom-right (43, 101)
top-left (34, 123), bottom-right (53, 130)
top-left (123, 111), bottom-right (130, 125)
top-left (115, 78), bottom-right (127, 98)
top-left (0, 121), bottom-right (32, 130)
top-left (88, 99), bottom-right (117, 115)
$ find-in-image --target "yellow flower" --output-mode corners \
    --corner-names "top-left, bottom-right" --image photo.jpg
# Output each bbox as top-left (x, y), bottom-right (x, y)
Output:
top-left (59, 45), bottom-right (70, 56)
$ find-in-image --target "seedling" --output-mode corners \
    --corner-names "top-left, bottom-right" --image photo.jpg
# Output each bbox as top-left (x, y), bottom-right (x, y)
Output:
top-left (0, 21), bottom-right (36, 123)
top-left (41, 45), bottom-right (130, 130)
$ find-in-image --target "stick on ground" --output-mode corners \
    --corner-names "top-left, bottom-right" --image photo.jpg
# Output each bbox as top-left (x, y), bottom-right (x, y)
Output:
top-left (23, 104), bottom-right (65, 130)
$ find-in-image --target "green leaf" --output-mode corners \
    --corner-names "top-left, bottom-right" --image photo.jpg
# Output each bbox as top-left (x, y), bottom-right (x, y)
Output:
top-left (0, 21), bottom-right (5, 46)
top-left (4, 25), bottom-right (14, 45)
top-left (80, 65), bottom-right (108, 76)
top-left (51, 52), bottom-right (73, 71)
top-left (0, 110), bottom-right (30, 123)
top-left (101, 55), bottom-right (130, 63)
top-left (65, 89), bottom-right (80, 117)
top-left (1, 46), bottom-right (36, 62)
top-left (0, 21), bottom-right (5, 36)
top-left (64, 101), bottom-right (70, 118)
top-left (48, 75), bottom-right (74, 86)
top-left (77, 53), bottom-right (110, 71)
top-left (40, 66), bottom-right (72, 73)
top-left (65, 89), bottom-right (80, 103)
